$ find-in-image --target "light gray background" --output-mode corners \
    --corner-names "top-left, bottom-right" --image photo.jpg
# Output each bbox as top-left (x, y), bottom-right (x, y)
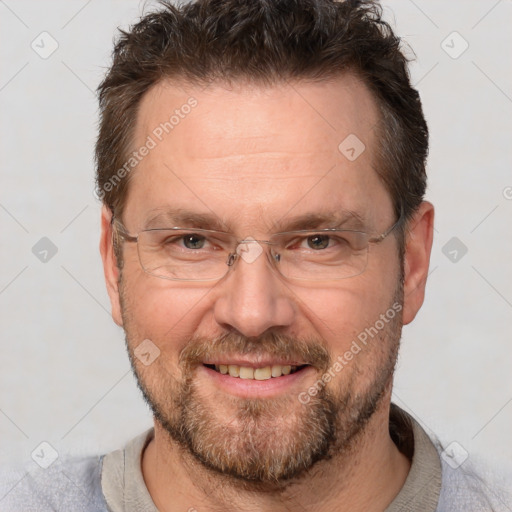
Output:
top-left (1, 0), bottom-right (511, 475)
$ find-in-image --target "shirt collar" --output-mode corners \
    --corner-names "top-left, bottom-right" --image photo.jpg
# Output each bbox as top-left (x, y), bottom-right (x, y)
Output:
top-left (101, 404), bottom-right (442, 511)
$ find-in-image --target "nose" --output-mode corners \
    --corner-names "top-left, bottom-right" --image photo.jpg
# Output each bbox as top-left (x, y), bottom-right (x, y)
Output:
top-left (213, 242), bottom-right (296, 338)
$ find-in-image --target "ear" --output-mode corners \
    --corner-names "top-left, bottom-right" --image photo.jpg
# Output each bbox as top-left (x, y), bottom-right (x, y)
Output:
top-left (402, 201), bottom-right (434, 325)
top-left (99, 205), bottom-right (123, 326)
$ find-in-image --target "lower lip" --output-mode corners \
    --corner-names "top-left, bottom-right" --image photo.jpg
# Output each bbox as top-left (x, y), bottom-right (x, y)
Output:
top-left (198, 364), bottom-right (315, 398)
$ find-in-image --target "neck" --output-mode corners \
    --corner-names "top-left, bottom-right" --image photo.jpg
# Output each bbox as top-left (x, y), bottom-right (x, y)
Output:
top-left (141, 398), bottom-right (411, 512)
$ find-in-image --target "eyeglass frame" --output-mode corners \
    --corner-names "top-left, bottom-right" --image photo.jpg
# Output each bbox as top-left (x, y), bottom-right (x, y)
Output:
top-left (111, 205), bottom-right (404, 282)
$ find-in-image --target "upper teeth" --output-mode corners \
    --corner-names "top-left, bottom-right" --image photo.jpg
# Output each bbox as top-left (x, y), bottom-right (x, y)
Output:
top-left (215, 364), bottom-right (295, 380)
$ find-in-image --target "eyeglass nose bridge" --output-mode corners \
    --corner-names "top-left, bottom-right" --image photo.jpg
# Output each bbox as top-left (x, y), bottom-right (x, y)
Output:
top-left (226, 238), bottom-right (279, 268)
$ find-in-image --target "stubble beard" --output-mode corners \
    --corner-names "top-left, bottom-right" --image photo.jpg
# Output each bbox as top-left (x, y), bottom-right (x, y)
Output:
top-left (121, 285), bottom-right (403, 488)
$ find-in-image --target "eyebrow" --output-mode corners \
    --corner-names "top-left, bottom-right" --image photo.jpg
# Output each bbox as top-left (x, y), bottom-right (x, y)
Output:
top-left (142, 208), bottom-right (367, 232)
top-left (143, 209), bottom-right (228, 231)
top-left (272, 210), bottom-right (366, 231)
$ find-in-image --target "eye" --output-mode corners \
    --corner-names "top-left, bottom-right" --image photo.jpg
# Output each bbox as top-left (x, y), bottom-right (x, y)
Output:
top-left (306, 234), bottom-right (330, 250)
top-left (182, 234), bottom-right (206, 249)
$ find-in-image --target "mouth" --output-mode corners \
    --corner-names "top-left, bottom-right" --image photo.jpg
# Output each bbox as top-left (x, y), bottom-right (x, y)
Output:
top-left (200, 361), bottom-right (316, 398)
top-left (203, 363), bottom-right (310, 380)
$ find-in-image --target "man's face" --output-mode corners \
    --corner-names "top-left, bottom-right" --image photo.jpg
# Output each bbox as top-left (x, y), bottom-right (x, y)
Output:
top-left (107, 75), bottom-right (407, 484)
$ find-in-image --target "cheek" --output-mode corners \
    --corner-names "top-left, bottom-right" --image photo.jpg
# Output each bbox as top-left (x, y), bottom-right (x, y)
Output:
top-left (294, 274), bottom-right (398, 349)
top-left (123, 274), bottom-right (214, 346)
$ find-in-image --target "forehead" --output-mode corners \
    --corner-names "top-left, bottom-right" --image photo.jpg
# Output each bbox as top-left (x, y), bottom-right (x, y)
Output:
top-left (123, 75), bottom-right (391, 232)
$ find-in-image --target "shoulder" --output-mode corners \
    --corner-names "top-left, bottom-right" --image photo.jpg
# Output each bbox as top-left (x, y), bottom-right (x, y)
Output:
top-left (390, 405), bottom-right (512, 512)
top-left (436, 445), bottom-right (512, 511)
top-left (0, 454), bottom-right (109, 512)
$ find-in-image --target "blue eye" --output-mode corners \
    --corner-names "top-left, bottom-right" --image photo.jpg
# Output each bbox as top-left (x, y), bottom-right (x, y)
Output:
top-left (182, 234), bottom-right (206, 249)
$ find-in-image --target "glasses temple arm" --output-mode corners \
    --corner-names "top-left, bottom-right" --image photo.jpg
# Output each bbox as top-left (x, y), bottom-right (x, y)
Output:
top-left (368, 204), bottom-right (405, 243)
top-left (111, 217), bottom-right (138, 243)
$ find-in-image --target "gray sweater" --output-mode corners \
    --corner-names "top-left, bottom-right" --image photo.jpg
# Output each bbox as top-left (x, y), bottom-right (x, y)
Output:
top-left (1, 406), bottom-right (510, 511)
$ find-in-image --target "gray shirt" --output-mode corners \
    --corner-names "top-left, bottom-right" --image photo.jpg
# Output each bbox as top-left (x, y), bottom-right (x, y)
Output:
top-left (1, 405), bottom-right (510, 511)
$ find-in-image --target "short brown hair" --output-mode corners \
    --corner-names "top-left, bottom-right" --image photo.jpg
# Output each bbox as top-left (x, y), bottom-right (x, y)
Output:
top-left (96, 0), bottom-right (428, 236)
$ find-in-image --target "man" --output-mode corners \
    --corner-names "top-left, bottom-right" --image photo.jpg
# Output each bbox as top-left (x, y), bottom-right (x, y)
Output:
top-left (1, 0), bottom-right (510, 510)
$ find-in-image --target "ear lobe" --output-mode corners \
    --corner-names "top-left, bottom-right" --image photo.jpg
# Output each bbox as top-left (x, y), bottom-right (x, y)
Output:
top-left (402, 201), bottom-right (435, 325)
top-left (99, 205), bottom-right (123, 326)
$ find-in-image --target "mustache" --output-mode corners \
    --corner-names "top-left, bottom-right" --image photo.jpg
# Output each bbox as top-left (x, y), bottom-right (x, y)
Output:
top-left (179, 331), bottom-right (331, 371)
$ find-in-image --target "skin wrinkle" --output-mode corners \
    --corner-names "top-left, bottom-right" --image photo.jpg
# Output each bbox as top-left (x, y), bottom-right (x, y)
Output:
top-left (101, 75), bottom-right (433, 511)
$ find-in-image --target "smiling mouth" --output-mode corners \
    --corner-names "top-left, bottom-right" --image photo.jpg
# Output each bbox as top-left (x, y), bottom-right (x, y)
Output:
top-left (203, 363), bottom-right (310, 380)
